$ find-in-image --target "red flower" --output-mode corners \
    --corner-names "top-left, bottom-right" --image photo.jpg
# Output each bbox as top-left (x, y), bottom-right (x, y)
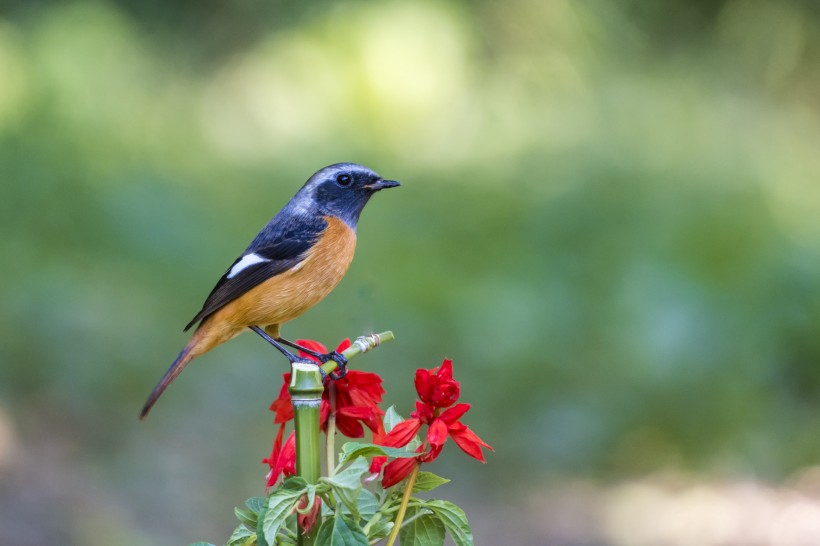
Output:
top-left (377, 359), bottom-right (492, 487)
top-left (382, 402), bottom-right (491, 464)
top-left (296, 495), bottom-right (322, 533)
top-left (262, 424), bottom-right (296, 487)
top-left (381, 418), bottom-right (422, 448)
top-left (382, 449), bottom-right (420, 488)
top-left (268, 339), bottom-right (385, 438)
top-left (414, 359), bottom-right (460, 408)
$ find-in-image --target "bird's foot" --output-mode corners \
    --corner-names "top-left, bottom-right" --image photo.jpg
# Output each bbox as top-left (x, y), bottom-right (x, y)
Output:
top-left (322, 351), bottom-right (348, 380)
top-left (288, 354), bottom-right (329, 381)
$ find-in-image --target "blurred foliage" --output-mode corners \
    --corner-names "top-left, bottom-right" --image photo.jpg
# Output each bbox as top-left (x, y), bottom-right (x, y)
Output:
top-left (1, 0), bottom-right (819, 544)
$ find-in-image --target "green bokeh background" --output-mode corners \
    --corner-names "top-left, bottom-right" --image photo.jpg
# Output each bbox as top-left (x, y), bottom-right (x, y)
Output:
top-left (1, 1), bottom-right (819, 544)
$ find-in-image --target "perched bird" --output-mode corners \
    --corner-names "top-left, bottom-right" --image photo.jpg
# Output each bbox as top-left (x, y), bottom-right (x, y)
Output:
top-left (140, 163), bottom-right (399, 419)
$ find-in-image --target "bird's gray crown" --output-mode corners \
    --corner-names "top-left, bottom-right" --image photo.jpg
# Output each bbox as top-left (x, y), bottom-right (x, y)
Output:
top-left (285, 163), bottom-right (388, 229)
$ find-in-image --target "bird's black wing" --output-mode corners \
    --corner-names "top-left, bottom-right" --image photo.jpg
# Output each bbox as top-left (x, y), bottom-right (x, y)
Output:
top-left (183, 215), bottom-right (327, 331)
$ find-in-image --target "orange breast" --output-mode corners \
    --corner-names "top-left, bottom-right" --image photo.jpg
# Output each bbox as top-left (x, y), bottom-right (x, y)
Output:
top-left (197, 216), bottom-right (357, 346)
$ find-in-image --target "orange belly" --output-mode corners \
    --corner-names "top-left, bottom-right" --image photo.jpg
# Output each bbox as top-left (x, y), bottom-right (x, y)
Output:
top-left (191, 216), bottom-right (357, 352)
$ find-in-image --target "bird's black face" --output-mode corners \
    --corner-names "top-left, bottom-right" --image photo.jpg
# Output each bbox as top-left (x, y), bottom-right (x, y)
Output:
top-left (308, 163), bottom-right (400, 227)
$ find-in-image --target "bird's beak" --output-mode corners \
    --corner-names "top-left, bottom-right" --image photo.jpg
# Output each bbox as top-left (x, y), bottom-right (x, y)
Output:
top-left (365, 179), bottom-right (401, 191)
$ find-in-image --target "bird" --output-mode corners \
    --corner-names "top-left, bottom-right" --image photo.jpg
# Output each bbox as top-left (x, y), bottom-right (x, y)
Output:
top-left (139, 163), bottom-right (399, 419)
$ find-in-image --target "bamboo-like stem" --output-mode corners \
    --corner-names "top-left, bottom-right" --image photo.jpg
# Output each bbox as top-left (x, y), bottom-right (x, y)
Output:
top-left (326, 383), bottom-right (337, 478)
top-left (384, 461), bottom-right (420, 546)
top-left (290, 362), bottom-right (323, 546)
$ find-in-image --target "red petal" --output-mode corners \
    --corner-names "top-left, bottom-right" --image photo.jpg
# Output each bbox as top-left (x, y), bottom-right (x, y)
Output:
top-left (382, 457), bottom-right (417, 488)
top-left (339, 406), bottom-right (381, 432)
top-left (449, 425), bottom-right (493, 462)
top-left (296, 496), bottom-right (322, 533)
top-left (369, 455), bottom-right (387, 474)
top-left (345, 388), bottom-right (384, 410)
top-left (362, 410), bottom-right (383, 434)
top-left (336, 371), bottom-right (385, 409)
top-left (329, 404), bottom-right (382, 437)
top-left (427, 418), bottom-right (449, 448)
top-left (439, 403), bottom-right (471, 425)
top-left (417, 443), bottom-right (443, 464)
top-left (279, 431), bottom-right (296, 476)
top-left (410, 400), bottom-right (435, 423)
top-left (262, 424), bottom-right (286, 467)
top-left (263, 424), bottom-right (288, 487)
top-left (438, 359), bottom-right (454, 381)
top-left (431, 379), bottom-right (460, 408)
top-left (335, 339), bottom-right (352, 353)
top-left (382, 418), bottom-right (421, 448)
top-left (414, 368), bottom-right (432, 403)
top-left (281, 432), bottom-right (297, 476)
top-left (338, 406), bottom-right (374, 418)
top-left (269, 374), bottom-right (294, 423)
top-left (372, 418), bottom-right (386, 445)
top-left (266, 429), bottom-right (297, 487)
top-left (319, 399), bottom-right (331, 430)
top-left (335, 415), bottom-right (365, 438)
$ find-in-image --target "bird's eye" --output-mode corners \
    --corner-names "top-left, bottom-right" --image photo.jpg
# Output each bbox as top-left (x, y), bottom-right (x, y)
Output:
top-left (336, 174), bottom-right (353, 187)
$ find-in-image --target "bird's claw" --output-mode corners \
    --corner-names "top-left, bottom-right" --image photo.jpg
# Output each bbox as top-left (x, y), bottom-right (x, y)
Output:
top-left (288, 355), bottom-right (328, 381)
top-left (290, 355), bottom-right (320, 366)
top-left (321, 351), bottom-right (348, 380)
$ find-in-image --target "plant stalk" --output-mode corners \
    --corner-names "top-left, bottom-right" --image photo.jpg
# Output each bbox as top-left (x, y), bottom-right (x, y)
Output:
top-left (326, 383), bottom-right (337, 478)
top-left (289, 362), bottom-right (324, 545)
top-left (321, 331), bottom-right (395, 376)
top-left (385, 461), bottom-right (420, 546)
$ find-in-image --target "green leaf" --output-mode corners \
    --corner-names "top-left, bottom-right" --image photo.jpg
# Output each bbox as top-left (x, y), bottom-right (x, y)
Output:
top-left (327, 458), bottom-right (370, 489)
top-left (235, 507), bottom-right (257, 528)
top-left (338, 488), bottom-right (378, 522)
top-left (355, 488), bottom-right (378, 521)
top-left (338, 442), bottom-right (417, 465)
top-left (365, 516), bottom-right (393, 541)
top-left (315, 514), bottom-right (368, 546)
top-left (321, 457), bottom-right (369, 518)
top-left (246, 496), bottom-right (266, 514)
top-left (283, 514), bottom-right (298, 541)
top-left (383, 406), bottom-right (404, 432)
top-left (226, 524), bottom-right (255, 546)
top-left (424, 500), bottom-right (474, 546)
top-left (256, 500), bottom-right (270, 546)
top-left (262, 478), bottom-right (309, 545)
top-left (400, 512), bottom-right (445, 546)
top-left (410, 472), bottom-right (450, 493)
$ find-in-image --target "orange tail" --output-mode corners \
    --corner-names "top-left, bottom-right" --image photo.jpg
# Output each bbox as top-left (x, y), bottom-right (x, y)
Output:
top-left (140, 342), bottom-right (198, 420)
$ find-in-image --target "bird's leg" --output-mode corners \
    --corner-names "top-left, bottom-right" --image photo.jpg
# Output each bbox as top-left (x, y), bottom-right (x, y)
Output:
top-left (248, 326), bottom-right (324, 377)
top-left (276, 337), bottom-right (349, 380)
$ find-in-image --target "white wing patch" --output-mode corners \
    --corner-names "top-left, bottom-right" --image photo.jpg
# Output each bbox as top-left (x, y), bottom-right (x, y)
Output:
top-left (227, 253), bottom-right (270, 279)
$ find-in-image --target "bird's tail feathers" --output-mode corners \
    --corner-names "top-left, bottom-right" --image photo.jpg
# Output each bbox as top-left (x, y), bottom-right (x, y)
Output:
top-left (139, 342), bottom-right (197, 420)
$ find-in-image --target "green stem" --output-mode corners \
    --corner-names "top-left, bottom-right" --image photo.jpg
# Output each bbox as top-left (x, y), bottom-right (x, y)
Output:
top-left (326, 383), bottom-right (337, 478)
top-left (290, 363), bottom-right (324, 545)
top-left (380, 501), bottom-right (424, 515)
top-left (384, 462), bottom-right (420, 546)
top-left (321, 331), bottom-right (395, 376)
